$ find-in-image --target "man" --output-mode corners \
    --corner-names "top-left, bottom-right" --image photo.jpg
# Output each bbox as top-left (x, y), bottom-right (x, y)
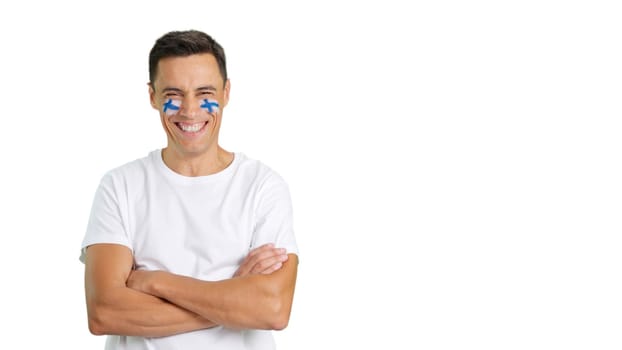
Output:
top-left (80, 30), bottom-right (299, 350)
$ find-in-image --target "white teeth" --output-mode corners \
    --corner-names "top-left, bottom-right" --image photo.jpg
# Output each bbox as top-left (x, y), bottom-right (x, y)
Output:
top-left (178, 122), bottom-right (205, 132)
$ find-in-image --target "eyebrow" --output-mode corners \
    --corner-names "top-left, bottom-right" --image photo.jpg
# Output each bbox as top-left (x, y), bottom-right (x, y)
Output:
top-left (161, 87), bottom-right (184, 95)
top-left (160, 86), bottom-right (217, 95)
top-left (196, 85), bottom-right (217, 92)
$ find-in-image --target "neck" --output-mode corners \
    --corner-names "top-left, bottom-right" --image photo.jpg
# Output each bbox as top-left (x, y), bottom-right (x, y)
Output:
top-left (162, 146), bottom-right (234, 177)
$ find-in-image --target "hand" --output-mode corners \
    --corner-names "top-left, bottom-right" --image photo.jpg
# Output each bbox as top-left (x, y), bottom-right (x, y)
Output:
top-left (234, 243), bottom-right (289, 278)
top-left (127, 269), bottom-right (161, 294)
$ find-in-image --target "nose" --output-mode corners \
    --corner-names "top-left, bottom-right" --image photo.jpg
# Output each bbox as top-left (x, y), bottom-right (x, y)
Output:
top-left (179, 96), bottom-right (202, 119)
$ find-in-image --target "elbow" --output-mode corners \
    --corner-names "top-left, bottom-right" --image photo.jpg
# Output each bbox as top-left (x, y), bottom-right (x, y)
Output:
top-left (270, 315), bottom-right (289, 331)
top-left (87, 312), bottom-right (106, 335)
top-left (88, 318), bottom-right (106, 336)
top-left (266, 296), bottom-right (292, 331)
top-left (86, 301), bottom-right (112, 335)
top-left (263, 277), bottom-right (296, 330)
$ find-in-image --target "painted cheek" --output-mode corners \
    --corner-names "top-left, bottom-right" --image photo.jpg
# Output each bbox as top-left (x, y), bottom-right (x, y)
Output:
top-left (199, 98), bottom-right (220, 114)
top-left (163, 98), bottom-right (182, 116)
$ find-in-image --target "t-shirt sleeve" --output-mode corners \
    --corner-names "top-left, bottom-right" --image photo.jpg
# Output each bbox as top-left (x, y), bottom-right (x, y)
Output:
top-left (251, 173), bottom-right (299, 256)
top-left (79, 172), bottom-right (132, 263)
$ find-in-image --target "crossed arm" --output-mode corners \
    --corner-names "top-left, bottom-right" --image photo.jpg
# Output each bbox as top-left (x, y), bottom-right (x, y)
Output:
top-left (84, 243), bottom-right (298, 337)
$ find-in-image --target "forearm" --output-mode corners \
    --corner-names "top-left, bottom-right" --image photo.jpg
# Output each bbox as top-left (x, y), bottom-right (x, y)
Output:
top-left (87, 285), bottom-right (217, 337)
top-left (152, 275), bottom-right (281, 330)
top-left (143, 255), bottom-right (298, 330)
top-left (84, 244), bottom-right (217, 338)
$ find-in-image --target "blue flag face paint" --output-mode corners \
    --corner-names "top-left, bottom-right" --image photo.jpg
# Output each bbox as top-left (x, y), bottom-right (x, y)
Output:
top-left (163, 98), bottom-right (182, 116)
top-left (200, 99), bottom-right (220, 114)
top-left (162, 98), bottom-right (220, 116)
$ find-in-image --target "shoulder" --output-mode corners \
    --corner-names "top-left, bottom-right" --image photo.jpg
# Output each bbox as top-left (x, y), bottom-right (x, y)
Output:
top-left (234, 153), bottom-right (293, 208)
top-left (98, 150), bottom-right (158, 186)
top-left (234, 152), bottom-right (289, 188)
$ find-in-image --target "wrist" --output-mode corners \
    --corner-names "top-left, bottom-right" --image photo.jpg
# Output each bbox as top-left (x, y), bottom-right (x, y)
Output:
top-left (150, 270), bottom-right (166, 295)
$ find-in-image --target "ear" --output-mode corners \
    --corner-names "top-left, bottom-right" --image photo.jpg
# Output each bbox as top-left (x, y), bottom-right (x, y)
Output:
top-left (222, 79), bottom-right (231, 108)
top-left (148, 83), bottom-right (158, 110)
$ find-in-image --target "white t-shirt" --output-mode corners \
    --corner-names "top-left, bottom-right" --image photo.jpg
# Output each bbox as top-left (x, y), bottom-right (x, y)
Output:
top-left (80, 150), bottom-right (298, 350)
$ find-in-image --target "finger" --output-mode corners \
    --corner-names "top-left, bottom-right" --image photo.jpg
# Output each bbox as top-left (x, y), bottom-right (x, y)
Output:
top-left (247, 243), bottom-right (275, 258)
top-left (261, 262), bottom-right (283, 275)
top-left (234, 259), bottom-right (252, 277)
top-left (243, 247), bottom-right (284, 270)
top-left (234, 256), bottom-right (257, 277)
top-left (250, 253), bottom-right (289, 274)
top-left (246, 249), bottom-right (286, 272)
top-left (234, 244), bottom-right (274, 277)
top-left (235, 246), bottom-right (286, 277)
top-left (250, 247), bottom-right (286, 265)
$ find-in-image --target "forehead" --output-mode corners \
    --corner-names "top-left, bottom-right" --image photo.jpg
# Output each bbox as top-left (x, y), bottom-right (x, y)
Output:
top-left (154, 53), bottom-right (224, 89)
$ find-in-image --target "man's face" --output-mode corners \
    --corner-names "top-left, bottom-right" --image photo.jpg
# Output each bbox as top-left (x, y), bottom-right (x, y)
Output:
top-left (149, 53), bottom-right (230, 157)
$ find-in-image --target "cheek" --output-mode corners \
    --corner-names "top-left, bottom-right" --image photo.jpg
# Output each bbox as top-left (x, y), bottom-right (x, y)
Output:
top-left (160, 114), bottom-right (176, 132)
top-left (199, 98), bottom-right (220, 114)
top-left (162, 99), bottom-right (182, 116)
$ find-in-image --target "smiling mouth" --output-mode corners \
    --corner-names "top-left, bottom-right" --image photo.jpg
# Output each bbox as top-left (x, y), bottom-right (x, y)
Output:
top-left (175, 121), bottom-right (208, 133)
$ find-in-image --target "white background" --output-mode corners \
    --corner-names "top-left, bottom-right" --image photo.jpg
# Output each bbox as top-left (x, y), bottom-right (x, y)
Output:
top-left (1, 0), bottom-right (621, 349)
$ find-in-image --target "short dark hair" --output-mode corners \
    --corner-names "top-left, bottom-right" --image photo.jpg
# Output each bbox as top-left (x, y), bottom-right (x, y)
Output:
top-left (149, 30), bottom-right (227, 87)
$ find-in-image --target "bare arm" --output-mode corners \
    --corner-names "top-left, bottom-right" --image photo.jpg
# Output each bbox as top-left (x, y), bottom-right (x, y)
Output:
top-left (128, 253), bottom-right (298, 330)
top-left (84, 244), bottom-right (217, 337)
